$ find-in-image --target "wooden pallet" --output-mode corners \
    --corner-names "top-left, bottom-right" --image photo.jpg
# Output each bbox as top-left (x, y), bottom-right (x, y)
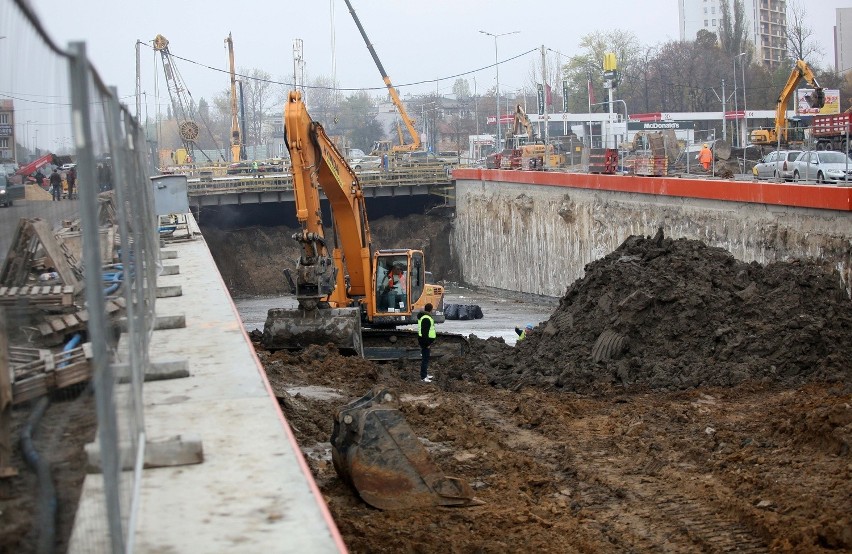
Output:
top-left (634, 156), bottom-right (669, 177)
top-left (37, 297), bottom-right (126, 341)
top-left (11, 343), bottom-right (94, 405)
top-left (0, 285), bottom-right (75, 307)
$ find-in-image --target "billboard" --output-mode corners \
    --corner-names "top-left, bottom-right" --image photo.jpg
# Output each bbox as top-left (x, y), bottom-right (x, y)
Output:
top-left (627, 120), bottom-right (695, 131)
top-left (796, 89), bottom-right (840, 115)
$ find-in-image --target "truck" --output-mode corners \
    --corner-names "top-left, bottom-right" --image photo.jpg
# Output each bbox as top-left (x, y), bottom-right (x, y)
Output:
top-left (811, 112), bottom-right (852, 153)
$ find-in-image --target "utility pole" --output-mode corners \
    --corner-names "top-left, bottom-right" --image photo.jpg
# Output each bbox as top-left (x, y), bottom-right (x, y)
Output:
top-left (541, 45), bottom-right (549, 168)
top-left (135, 40), bottom-right (142, 122)
top-left (721, 79), bottom-right (726, 142)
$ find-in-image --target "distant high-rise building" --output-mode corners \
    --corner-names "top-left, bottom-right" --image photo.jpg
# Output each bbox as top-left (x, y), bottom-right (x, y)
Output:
top-left (837, 8), bottom-right (852, 75)
top-left (678, 0), bottom-right (787, 68)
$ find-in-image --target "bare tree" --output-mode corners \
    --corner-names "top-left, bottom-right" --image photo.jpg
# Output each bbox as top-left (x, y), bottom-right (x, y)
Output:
top-left (305, 75), bottom-right (343, 132)
top-left (240, 68), bottom-right (275, 149)
top-left (786, 0), bottom-right (825, 65)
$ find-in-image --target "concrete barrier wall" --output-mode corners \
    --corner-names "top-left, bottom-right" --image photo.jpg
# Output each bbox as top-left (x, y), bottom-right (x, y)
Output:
top-left (453, 172), bottom-right (852, 299)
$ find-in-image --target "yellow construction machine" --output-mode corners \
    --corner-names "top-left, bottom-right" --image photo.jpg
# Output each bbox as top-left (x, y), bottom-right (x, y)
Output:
top-left (261, 90), bottom-right (460, 357)
top-left (263, 92), bottom-right (477, 509)
top-left (750, 59), bottom-right (825, 147)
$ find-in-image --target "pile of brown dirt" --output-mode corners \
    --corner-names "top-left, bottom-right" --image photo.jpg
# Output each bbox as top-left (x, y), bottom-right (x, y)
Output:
top-left (455, 230), bottom-right (852, 394)
top-left (202, 213), bottom-right (456, 297)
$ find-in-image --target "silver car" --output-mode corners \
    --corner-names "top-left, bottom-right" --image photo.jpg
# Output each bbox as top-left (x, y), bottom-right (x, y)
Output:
top-left (752, 150), bottom-right (801, 181)
top-left (790, 150), bottom-right (852, 184)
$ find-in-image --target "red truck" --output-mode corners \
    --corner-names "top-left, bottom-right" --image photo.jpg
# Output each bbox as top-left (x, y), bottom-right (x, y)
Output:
top-left (811, 113), bottom-right (852, 152)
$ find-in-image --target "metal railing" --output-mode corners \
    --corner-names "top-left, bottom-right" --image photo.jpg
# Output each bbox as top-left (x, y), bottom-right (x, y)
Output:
top-left (2, 1), bottom-right (158, 551)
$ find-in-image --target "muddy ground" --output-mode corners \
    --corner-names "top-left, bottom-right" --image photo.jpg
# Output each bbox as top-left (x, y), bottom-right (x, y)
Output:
top-left (249, 228), bottom-right (852, 553)
top-left (1, 214), bottom-right (850, 553)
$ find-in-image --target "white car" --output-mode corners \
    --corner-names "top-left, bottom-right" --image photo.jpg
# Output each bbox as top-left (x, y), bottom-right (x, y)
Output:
top-left (752, 150), bottom-right (801, 181)
top-left (352, 155), bottom-right (382, 170)
top-left (790, 151), bottom-right (852, 184)
top-left (60, 163), bottom-right (76, 171)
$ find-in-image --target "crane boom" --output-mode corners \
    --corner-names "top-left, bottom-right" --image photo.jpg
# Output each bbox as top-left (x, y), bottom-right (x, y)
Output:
top-left (153, 34), bottom-right (201, 161)
top-left (225, 33), bottom-right (243, 163)
top-left (342, 0), bottom-right (420, 153)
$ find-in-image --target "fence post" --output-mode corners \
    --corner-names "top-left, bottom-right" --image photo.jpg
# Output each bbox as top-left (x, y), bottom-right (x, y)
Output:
top-left (68, 41), bottom-right (125, 552)
top-left (0, 308), bottom-right (16, 478)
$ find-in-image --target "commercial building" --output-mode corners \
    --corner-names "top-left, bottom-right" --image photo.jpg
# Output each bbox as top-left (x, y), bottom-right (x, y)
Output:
top-left (678, 0), bottom-right (787, 68)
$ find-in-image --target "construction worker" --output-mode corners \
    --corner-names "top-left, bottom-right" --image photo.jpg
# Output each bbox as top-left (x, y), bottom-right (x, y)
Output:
top-left (515, 323), bottom-right (534, 343)
top-left (417, 303), bottom-right (436, 382)
top-left (697, 143), bottom-right (713, 171)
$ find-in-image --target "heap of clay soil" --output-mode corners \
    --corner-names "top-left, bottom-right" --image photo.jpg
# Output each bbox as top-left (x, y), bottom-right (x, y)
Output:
top-left (453, 230), bottom-right (852, 393)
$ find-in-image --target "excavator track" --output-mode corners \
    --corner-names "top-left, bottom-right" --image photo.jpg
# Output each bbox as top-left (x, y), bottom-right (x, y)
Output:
top-left (362, 329), bottom-right (468, 361)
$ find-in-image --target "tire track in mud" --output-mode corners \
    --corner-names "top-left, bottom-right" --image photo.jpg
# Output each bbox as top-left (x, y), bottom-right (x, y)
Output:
top-left (466, 391), bottom-right (769, 552)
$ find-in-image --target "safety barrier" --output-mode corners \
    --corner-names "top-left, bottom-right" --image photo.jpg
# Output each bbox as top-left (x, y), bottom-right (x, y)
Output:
top-left (1, 1), bottom-right (158, 551)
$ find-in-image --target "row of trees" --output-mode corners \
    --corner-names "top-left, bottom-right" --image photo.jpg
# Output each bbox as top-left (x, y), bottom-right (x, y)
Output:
top-left (155, 1), bottom-right (851, 156)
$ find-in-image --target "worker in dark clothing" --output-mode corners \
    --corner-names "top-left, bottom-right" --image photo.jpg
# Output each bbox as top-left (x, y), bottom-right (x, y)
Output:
top-left (49, 169), bottom-right (62, 201)
top-left (417, 303), bottom-right (436, 383)
top-left (66, 167), bottom-right (76, 199)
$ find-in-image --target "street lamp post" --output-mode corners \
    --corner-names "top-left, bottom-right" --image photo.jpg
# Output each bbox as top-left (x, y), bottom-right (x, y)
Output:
top-left (733, 58), bottom-right (739, 147)
top-left (479, 30), bottom-right (519, 152)
top-left (738, 52), bottom-right (747, 145)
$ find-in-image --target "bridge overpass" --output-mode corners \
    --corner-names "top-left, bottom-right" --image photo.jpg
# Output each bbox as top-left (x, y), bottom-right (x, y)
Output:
top-left (186, 166), bottom-right (455, 208)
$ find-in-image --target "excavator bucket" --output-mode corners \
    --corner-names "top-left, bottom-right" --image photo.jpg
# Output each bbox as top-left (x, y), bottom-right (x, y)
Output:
top-left (331, 387), bottom-right (481, 510)
top-left (807, 88), bottom-right (826, 109)
top-left (261, 307), bottom-right (363, 356)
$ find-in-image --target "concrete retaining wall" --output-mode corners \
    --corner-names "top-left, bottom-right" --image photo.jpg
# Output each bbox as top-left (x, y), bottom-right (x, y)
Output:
top-left (453, 172), bottom-right (852, 299)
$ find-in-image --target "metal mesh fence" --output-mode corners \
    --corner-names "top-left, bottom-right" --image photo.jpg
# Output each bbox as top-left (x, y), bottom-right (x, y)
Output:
top-left (1, 0), bottom-right (157, 551)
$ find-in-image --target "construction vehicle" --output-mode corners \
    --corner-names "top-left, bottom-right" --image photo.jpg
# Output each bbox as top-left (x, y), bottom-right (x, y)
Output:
top-left (153, 34), bottom-right (206, 164)
top-left (343, 0), bottom-right (421, 155)
top-left (486, 105), bottom-right (564, 169)
top-left (262, 91), bottom-right (464, 360)
top-left (749, 59), bottom-right (825, 147)
top-left (811, 113), bottom-right (852, 153)
top-left (224, 33), bottom-right (244, 163)
top-left (264, 92), bottom-right (476, 510)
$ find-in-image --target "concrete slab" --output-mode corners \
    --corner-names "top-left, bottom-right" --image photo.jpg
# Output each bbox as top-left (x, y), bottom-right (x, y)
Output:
top-left (71, 215), bottom-right (345, 553)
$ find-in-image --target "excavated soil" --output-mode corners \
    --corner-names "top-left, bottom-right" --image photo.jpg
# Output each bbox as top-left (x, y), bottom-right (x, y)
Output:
top-left (254, 230), bottom-right (852, 553)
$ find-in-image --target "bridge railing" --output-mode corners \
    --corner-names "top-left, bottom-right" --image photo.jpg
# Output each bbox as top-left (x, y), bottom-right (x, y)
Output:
top-left (186, 165), bottom-right (454, 196)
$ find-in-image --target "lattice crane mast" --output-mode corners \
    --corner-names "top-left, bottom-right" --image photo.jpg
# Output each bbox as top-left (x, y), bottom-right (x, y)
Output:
top-left (153, 34), bottom-right (201, 162)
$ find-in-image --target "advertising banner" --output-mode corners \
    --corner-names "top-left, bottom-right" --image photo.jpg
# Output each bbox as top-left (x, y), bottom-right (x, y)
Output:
top-left (796, 89), bottom-right (840, 115)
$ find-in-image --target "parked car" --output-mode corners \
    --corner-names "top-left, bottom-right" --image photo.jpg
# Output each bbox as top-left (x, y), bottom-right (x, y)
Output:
top-left (60, 163), bottom-right (76, 171)
top-left (0, 174), bottom-right (23, 207)
top-left (790, 150), bottom-right (852, 184)
top-left (401, 151), bottom-right (447, 166)
top-left (352, 155), bottom-right (382, 170)
top-left (752, 150), bottom-right (802, 181)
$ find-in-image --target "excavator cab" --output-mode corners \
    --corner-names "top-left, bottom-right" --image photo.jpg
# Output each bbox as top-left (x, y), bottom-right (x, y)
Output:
top-left (371, 249), bottom-right (430, 326)
top-left (331, 386), bottom-right (481, 510)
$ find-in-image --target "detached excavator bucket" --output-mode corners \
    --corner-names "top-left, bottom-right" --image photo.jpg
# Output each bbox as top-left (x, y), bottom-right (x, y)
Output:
top-left (261, 307), bottom-right (363, 356)
top-left (331, 387), bottom-right (481, 510)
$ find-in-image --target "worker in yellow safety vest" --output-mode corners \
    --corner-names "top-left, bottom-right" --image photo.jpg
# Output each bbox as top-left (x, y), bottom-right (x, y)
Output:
top-left (417, 303), bottom-right (436, 382)
top-left (515, 323), bottom-right (534, 343)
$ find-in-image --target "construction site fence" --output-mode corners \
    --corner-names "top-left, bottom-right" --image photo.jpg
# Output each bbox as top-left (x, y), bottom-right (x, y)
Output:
top-left (3, 1), bottom-right (159, 552)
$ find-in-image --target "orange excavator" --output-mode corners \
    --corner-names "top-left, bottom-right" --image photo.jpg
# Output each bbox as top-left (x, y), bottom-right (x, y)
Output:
top-left (262, 91), bottom-right (476, 510)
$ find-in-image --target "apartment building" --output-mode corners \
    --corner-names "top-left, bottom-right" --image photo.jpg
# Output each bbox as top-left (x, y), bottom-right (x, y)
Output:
top-left (837, 7), bottom-right (852, 75)
top-left (0, 100), bottom-right (15, 164)
top-left (678, 0), bottom-right (788, 68)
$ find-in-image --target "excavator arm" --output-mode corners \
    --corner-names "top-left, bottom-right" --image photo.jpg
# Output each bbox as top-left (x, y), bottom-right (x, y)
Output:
top-left (343, 0), bottom-right (420, 153)
top-left (774, 59), bottom-right (824, 144)
top-left (284, 90), bottom-right (374, 311)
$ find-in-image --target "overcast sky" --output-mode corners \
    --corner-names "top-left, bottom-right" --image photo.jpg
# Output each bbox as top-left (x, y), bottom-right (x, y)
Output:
top-left (27, 0), bottom-right (850, 117)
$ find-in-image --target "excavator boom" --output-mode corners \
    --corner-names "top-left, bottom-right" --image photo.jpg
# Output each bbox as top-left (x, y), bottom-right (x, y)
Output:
top-left (750, 59), bottom-right (824, 146)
